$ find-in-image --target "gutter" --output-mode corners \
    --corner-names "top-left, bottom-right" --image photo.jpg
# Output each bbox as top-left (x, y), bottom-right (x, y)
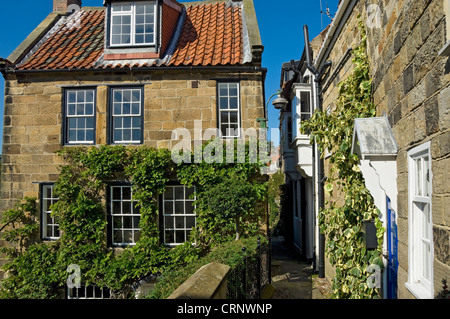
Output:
top-left (4, 65), bottom-right (267, 75)
top-left (303, 25), bottom-right (331, 280)
top-left (314, 0), bottom-right (357, 69)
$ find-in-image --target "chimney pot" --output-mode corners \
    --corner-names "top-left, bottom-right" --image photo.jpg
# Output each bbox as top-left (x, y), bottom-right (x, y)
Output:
top-left (53, 0), bottom-right (82, 12)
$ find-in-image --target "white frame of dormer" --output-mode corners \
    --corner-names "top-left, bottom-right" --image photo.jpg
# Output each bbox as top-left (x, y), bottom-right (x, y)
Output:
top-left (108, 1), bottom-right (158, 48)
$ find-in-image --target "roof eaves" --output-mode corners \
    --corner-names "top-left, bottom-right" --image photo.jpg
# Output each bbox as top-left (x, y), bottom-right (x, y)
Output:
top-left (7, 12), bottom-right (64, 65)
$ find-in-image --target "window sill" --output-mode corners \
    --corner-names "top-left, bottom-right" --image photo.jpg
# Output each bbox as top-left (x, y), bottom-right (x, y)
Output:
top-left (405, 281), bottom-right (433, 299)
top-left (438, 41), bottom-right (450, 57)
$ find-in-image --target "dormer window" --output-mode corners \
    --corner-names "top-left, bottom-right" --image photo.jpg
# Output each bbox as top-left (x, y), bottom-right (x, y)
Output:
top-left (109, 1), bottom-right (157, 47)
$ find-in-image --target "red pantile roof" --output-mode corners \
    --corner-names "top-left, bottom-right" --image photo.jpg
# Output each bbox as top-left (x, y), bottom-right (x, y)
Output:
top-left (16, 1), bottom-right (246, 71)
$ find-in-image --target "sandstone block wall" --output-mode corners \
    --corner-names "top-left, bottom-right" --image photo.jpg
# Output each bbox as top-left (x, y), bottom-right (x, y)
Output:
top-left (319, 0), bottom-right (449, 298)
top-left (0, 68), bottom-right (265, 217)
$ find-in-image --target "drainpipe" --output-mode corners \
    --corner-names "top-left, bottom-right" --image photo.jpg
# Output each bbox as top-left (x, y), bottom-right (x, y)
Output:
top-left (303, 25), bottom-right (331, 279)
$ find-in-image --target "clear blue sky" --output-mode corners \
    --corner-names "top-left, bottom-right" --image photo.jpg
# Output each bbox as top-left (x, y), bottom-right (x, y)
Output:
top-left (0, 0), bottom-right (339, 151)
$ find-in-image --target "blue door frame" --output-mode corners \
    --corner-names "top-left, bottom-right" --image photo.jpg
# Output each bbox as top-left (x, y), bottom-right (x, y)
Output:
top-left (386, 196), bottom-right (398, 299)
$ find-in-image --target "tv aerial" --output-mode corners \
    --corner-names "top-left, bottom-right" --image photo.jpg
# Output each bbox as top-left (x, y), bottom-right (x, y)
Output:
top-left (320, 1), bottom-right (334, 29)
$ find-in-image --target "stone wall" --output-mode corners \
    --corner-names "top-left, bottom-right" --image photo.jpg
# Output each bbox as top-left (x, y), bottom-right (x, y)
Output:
top-left (168, 262), bottom-right (231, 299)
top-left (319, 0), bottom-right (449, 298)
top-left (0, 68), bottom-right (265, 217)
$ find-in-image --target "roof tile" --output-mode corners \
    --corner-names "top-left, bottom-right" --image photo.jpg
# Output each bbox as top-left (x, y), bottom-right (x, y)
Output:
top-left (16, 1), bottom-right (245, 71)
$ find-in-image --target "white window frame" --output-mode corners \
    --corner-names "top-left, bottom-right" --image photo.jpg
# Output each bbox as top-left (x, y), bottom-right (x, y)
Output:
top-left (218, 82), bottom-right (241, 139)
top-left (65, 89), bottom-right (96, 145)
top-left (110, 87), bottom-right (143, 144)
top-left (67, 285), bottom-right (111, 299)
top-left (161, 185), bottom-right (196, 246)
top-left (109, 1), bottom-right (157, 47)
top-left (406, 142), bottom-right (434, 299)
top-left (295, 85), bottom-right (313, 138)
top-left (41, 184), bottom-right (60, 240)
top-left (109, 185), bottom-right (141, 247)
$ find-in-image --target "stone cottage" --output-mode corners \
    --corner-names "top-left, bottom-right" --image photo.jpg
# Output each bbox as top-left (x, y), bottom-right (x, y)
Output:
top-left (277, 0), bottom-right (449, 299)
top-left (0, 0), bottom-right (266, 290)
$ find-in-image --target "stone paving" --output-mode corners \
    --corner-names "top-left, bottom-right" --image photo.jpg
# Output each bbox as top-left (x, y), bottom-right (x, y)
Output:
top-left (264, 236), bottom-right (332, 299)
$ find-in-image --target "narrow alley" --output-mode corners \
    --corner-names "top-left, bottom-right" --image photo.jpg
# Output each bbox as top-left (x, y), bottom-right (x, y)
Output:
top-left (264, 236), bottom-right (331, 299)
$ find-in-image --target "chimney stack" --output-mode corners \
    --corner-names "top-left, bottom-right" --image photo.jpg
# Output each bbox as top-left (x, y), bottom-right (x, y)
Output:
top-left (53, 0), bottom-right (82, 12)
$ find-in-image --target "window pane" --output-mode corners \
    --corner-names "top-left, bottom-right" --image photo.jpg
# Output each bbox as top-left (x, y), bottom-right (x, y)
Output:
top-left (175, 201), bottom-right (184, 214)
top-left (68, 92), bottom-right (76, 103)
top-left (122, 15), bottom-right (131, 25)
top-left (132, 129), bottom-right (141, 141)
top-left (85, 103), bottom-right (94, 116)
top-left (165, 230), bottom-right (174, 244)
top-left (123, 216), bottom-right (132, 229)
top-left (112, 25), bottom-right (121, 35)
top-left (113, 217), bottom-right (122, 228)
top-left (132, 90), bottom-right (141, 102)
top-left (422, 204), bottom-right (430, 239)
top-left (77, 91), bottom-right (85, 103)
top-left (68, 103), bottom-right (76, 116)
top-left (122, 187), bottom-right (131, 200)
top-left (229, 84), bottom-right (238, 96)
top-left (86, 130), bottom-right (94, 143)
top-left (69, 130), bottom-right (77, 141)
top-left (123, 116), bottom-right (131, 128)
top-left (219, 84), bottom-right (228, 96)
top-left (164, 201), bottom-right (173, 214)
top-left (176, 230), bottom-right (185, 243)
top-left (77, 130), bottom-right (85, 141)
top-left (165, 216), bottom-right (174, 228)
top-left (221, 111), bottom-right (229, 124)
top-left (424, 156), bottom-right (430, 197)
top-left (132, 117), bottom-right (141, 127)
top-left (123, 129), bottom-right (132, 141)
top-left (136, 24), bottom-right (144, 34)
top-left (186, 216), bottom-right (196, 228)
top-left (86, 91), bottom-right (94, 103)
top-left (221, 124), bottom-right (229, 137)
top-left (229, 111), bottom-right (238, 124)
top-left (114, 230), bottom-right (122, 244)
top-left (300, 91), bottom-right (311, 113)
top-left (175, 217), bottom-right (185, 229)
top-left (185, 202), bottom-right (195, 215)
top-left (175, 187), bottom-right (184, 200)
top-left (145, 25), bottom-right (154, 34)
top-left (114, 129), bottom-right (122, 142)
top-left (123, 90), bottom-right (131, 102)
top-left (165, 187), bottom-right (174, 200)
top-left (417, 158), bottom-right (423, 196)
top-left (185, 187), bottom-right (195, 199)
top-left (121, 35), bottom-right (131, 44)
top-left (135, 35), bottom-right (144, 44)
top-left (220, 97), bottom-right (228, 109)
top-left (145, 35), bottom-right (154, 44)
top-left (112, 201), bottom-right (121, 214)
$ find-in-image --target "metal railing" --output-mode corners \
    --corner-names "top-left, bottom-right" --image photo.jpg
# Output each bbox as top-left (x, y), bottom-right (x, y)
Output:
top-left (226, 236), bottom-right (271, 299)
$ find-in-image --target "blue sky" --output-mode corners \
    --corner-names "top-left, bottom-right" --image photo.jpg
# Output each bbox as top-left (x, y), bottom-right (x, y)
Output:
top-left (0, 0), bottom-right (339, 150)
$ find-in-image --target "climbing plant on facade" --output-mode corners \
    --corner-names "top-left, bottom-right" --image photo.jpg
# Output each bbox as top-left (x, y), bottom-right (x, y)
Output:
top-left (0, 141), bottom-right (268, 299)
top-left (301, 18), bottom-right (385, 299)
